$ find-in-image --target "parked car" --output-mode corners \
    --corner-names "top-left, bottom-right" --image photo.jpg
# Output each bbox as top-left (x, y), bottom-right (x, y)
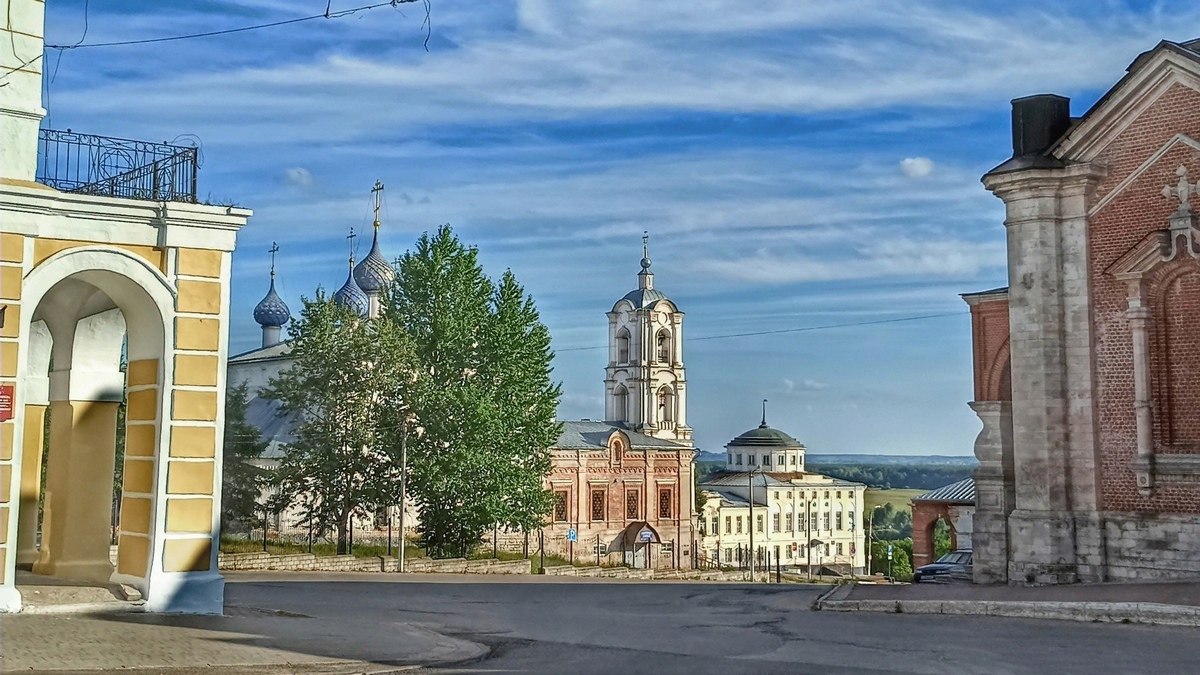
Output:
top-left (913, 550), bottom-right (972, 583)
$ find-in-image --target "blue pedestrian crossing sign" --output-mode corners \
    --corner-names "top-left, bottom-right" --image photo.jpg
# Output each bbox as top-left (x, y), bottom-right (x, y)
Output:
top-left (567, 528), bottom-right (578, 542)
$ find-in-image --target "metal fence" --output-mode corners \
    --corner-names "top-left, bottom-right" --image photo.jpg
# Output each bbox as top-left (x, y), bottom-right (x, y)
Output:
top-left (36, 128), bottom-right (199, 203)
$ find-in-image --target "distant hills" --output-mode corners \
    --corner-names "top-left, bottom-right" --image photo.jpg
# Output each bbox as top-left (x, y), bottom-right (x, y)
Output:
top-left (695, 451), bottom-right (977, 467)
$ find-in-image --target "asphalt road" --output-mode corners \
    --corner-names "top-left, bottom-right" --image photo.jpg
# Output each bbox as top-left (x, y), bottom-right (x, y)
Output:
top-left (224, 574), bottom-right (1200, 675)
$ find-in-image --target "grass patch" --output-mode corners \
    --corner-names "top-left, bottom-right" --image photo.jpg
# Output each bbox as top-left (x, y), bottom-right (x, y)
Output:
top-left (864, 488), bottom-right (925, 514)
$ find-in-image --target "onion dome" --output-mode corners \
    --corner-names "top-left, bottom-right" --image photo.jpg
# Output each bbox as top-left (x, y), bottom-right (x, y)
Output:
top-left (353, 228), bottom-right (395, 294)
top-left (252, 278), bottom-right (291, 328)
top-left (333, 266), bottom-right (368, 316)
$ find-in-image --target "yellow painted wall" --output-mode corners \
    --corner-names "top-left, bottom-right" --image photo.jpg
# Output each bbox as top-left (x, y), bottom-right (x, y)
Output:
top-left (166, 461), bottom-right (214, 495)
top-left (173, 354), bottom-right (218, 387)
top-left (126, 359), bottom-right (158, 387)
top-left (119, 497), bottom-right (152, 535)
top-left (0, 266), bottom-right (20, 300)
top-left (0, 304), bottom-right (18, 338)
top-left (0, 341), bottom-right (16, 377)
top-left (124, 424), bottom-right (156, 458)
top-left (176, 280), bottom-right (221, 315)
top-left (32, 238), bottom-right (165, 272)
top-left (172, 391), bottom-right (217, 422)
top-left (176, 249), bottom-right (223, 278)
top-left (175, 318), bottom-right (220, 351)
top-left (122, 459), bottom-right (156, 495)
top-left (0, 233), bottom-right (23, 262)
top-left (0, 422), bottom-right (12, 461)
top-left (163, 538), bottom-right (211, 573)
top-left (126, 389), bottom-right (158, 421)
top-left (117, 535), bottom-right (149, 577)
top-left (169, 426), bottom-right (215, 458)
top-left (166, 498), bottom-right (212, 533)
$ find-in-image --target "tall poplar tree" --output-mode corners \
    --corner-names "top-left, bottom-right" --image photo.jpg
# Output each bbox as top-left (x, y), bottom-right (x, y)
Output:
top-left (386, 225), bottom-right (559, 558)
top-left (266, 291), bottom-right (419, 554)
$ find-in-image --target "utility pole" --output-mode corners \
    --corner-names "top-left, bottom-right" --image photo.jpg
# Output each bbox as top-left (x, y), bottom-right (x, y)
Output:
top-left (868, 504), bottom-right (882, 577)
top-left (398, 423), bottom-right (408, 573)
top-left (747, 469), bottom-right (754, 581)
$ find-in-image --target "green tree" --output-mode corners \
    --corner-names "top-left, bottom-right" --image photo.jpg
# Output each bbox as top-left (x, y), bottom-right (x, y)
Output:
top-left (386, 225), bottom-right (559, 558)
top-left (869, 538), bottom-right (913, 581)
top-left (266, 291), bottom-right (419, 554)
top-left (221, 382), bottom-right (269, 531)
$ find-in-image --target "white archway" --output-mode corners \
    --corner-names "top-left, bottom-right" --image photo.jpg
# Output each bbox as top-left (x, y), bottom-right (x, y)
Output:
top-left (4, 246), bottom-right (185, 611)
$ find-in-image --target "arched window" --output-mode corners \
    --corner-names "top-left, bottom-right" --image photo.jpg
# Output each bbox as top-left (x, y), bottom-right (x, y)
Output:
top-left (656, 329), bottom-right (671, 363)
top-left (613, 385), bottom-right (628, 422)
top-left (616, 329), bottom-right (630, 364)
top-left (657, 386), bottom-right (674, 422)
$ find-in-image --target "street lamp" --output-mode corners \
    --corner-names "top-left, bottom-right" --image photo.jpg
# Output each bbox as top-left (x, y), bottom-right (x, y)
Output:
top-left (867, 504), bottom-right (883, 577)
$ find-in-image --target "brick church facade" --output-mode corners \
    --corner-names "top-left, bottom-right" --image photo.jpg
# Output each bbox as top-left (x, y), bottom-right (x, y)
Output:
top-left (967, 38), bottom-right (1200, 584)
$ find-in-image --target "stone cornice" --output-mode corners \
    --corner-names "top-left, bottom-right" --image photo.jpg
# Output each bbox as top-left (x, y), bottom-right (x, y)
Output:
top-left (0, 183), bottom-right (250, 251)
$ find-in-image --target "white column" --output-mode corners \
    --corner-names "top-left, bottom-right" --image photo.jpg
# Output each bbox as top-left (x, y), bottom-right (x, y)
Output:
top-left (1127, 286), bottom-right (1154, 494)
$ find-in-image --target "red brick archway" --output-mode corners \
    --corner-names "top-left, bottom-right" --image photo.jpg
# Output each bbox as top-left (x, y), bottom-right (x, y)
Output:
top-left (912, 502), bottom-right (958, 569)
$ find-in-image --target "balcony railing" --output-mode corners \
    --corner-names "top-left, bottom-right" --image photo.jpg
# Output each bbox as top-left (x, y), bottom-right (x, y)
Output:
top-left (36, 128), bottom-right (199, 203)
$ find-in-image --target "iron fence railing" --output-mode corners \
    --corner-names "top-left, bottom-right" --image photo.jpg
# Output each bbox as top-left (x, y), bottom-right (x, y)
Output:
top-left (36, 128), bottom-right (199, 203)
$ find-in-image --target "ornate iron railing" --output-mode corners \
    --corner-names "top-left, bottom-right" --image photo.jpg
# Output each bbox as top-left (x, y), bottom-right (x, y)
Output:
top-left (36, 128), bottom-right (199, 203)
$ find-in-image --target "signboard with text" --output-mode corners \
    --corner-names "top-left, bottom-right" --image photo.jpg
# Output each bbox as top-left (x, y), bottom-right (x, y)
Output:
top-left (0, 384), bottom-right (13, 422)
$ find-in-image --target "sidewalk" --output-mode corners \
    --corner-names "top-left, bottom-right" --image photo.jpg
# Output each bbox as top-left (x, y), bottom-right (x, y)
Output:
top-left (817, 579), bottom-right (1200, 626)
top-left (0, 604), bottom-right (485, 673)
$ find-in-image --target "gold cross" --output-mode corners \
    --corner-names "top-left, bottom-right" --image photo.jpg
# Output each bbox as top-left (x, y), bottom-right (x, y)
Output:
top-left (372, 180), bottom-right (385, 228)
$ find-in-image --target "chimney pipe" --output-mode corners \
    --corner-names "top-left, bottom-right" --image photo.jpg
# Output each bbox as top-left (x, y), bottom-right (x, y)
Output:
top-left (1011, 94), bottom-right (1071, 158)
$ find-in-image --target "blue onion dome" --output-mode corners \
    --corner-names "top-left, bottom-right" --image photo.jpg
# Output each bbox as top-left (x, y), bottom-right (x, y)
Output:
top-left (253, 278), bottom-right (291, 328)
top-left (353, 229), bottom-right (395, 293)
top-left (333, 267), bottom-right (368, 316)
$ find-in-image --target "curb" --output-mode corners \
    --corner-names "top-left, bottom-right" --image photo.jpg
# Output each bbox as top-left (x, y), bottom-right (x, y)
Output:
top-left (816, 596), bottom-right (1200, 627)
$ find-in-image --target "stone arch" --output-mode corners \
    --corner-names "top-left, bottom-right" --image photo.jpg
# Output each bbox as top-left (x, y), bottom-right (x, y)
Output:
top-left (615, 327), bottom-right (630, 364)
top-left (656, 384), bottom-right (675, 423)
top-left (5, 245), bottom-right (217, 613)
top-left (655, 328), bottom-right (671, 363)
top-left (1148, 260), bottom-right (1200, 447)
top-left (612, 384), bottom-right (628, 422)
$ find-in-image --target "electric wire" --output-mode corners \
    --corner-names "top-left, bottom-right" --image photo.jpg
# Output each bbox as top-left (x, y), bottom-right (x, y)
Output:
top-left (44, 1), bottom-right (419, 51)
top-left (554, 311), bottom-right (969, 353)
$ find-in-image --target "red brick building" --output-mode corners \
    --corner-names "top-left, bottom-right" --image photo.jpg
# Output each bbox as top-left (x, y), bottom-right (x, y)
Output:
top-left (967, 38), bottom-right (1200, 584)
top-left (535, 240), bottom-right (697, 569)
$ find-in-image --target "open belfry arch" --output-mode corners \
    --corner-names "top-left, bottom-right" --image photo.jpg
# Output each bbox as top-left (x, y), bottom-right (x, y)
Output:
top-left (0, 0), bottom-right (249, 612)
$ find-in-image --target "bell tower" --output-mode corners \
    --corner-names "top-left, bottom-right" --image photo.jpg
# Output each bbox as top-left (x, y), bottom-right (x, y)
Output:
top-left (604, 234), bottom-right (692, 445)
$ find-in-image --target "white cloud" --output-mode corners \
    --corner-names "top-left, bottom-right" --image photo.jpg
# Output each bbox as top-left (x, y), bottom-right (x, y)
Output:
top-left (52, 1), bottom-right (1200, 145)
top-left (283, 167), bottom-right (314, 187)
top-left (900, 157), bottom-right (935, 179)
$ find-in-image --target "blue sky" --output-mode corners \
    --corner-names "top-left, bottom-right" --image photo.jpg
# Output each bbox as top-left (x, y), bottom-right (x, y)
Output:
top-left (38, 1), bottom-right (1200, 455)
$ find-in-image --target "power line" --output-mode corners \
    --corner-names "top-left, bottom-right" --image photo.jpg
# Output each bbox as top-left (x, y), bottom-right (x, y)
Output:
top-left (45, 1), bottom-right (420, 51)
top-left (554, 311), bottom-right (969, 353)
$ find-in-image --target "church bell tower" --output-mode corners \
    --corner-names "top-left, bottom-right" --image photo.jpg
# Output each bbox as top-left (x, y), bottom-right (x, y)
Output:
top-left (604, 234), bottom-right (692, 445)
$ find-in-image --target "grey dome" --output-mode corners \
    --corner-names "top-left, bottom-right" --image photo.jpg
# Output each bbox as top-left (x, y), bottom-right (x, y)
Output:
top-left (727, 424), bottom-right (805, 449)
top-left (253, 279), bottom-right (290, 328)
top-left (353, 230), bottom-right (394, 293)
top-left (333, 268), bottom-right (368, 316)
top-left (616, 287), bottom-right (672, 311)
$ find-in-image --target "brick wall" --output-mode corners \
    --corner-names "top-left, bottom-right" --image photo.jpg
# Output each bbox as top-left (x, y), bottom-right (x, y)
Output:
top-left (1087, 82), bottom-right (1200, 513)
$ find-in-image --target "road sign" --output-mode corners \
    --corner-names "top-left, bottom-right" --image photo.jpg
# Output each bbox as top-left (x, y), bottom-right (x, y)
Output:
top-left (566, 528), bottom-right (577, 542)
top-left (887, 544), bottom-right (893, 560)
top-left (638, 529), bottom-right (653, 543)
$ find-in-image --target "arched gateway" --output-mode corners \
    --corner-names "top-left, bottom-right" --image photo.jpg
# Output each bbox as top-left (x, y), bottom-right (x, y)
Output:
top-left (0, 1), bottom-right (249, 613)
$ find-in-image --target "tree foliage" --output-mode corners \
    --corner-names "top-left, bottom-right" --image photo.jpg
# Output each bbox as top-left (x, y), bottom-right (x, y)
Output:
top-left (387, 225), bottom-right (559, 558)
top-left (868, 538), bottom-right (913, 581)
top-left (806, 463), bottom-right (972, 490)
top-left (221, 382), bottom-right (269, 531)
top-left (266, 291), bottom-right (419, 554)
